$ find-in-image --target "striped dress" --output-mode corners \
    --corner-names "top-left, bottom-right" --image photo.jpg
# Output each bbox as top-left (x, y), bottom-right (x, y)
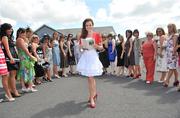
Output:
top-left (0, 44), bottom-right (8, 75)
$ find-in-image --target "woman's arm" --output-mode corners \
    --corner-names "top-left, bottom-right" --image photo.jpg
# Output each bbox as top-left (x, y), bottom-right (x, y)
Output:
top-left (31, 43), bottom-right (40, 60)
top-left (120, 42), bottom-right (125, 59)
top-left (77, 33), bottom-right (83, 52)
top-left (42, 44), bottom-right (47, 59)
top-left (16, 38), bottom-right (36, 61)
top-left (1, 36), bottom-right (14, 63)
top-left (153, 40), bottom-right (157, 60)
top-left (67, 41), bottom-right (72, 56)
top-left (173, 34), bottom-right (178, 55)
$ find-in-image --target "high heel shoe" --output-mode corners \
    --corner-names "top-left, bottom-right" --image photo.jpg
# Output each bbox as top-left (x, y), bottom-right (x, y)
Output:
top-left (173, 81), bottom-right (179, 87)
top-left (163, 83), bottom-right (168, 87)
top-left (11, 92), bottom-right (21, 98)
top-left (5, 94), bottom-right (15, 102)
top-left (89, 102), bottom-right (96, 108)
top-left (88, 99), bottom-right (96, 108)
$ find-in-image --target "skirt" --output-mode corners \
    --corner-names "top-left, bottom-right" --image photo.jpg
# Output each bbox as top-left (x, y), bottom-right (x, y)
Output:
top-left (0, 48), bottom-right (8, 75)
top-left (77, 49), bottom-right (103, 77)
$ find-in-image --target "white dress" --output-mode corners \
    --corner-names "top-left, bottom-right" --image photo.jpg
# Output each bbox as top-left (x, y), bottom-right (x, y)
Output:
top-left (156, 39), bottom-right (168, 72)
top-left (76, 37), bottom-right (103, 77)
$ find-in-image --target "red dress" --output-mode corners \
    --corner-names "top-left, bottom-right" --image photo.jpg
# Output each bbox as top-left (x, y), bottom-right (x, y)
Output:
top-left (0, 44), bottom-right (8, 75)
top-left (142, 40), bottom-right (155, 82)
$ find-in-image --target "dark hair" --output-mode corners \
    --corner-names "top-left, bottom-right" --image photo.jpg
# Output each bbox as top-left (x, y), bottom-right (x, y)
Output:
top-left (16, 28), bottom-right (26, 39)
top-left (67, 33), bottom-right (73, 41)
top-left (26, 27), bottom-right (33, 33)
top-left (41, 34), bottom-right (50, 43)
top-left (156, 27), bottom-right (165, 36)
top-left (108, 33), bottom-right (113, 38)
top-left (0, 23), bottom-right (13, 39)
top-left (81, 18), bottom-right (94, 39)
top-left (133, 29), bottom-right (139, 35)
top-left (125, 30), bottom-right (133, 39)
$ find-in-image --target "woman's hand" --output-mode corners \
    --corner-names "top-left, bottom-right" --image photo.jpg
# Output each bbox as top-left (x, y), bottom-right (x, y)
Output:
top-left (120, 54), bottom-right (123, 59)
top-left (10, 58), bottom-right (15, 64)
top-left (128, 52), bottom-right (130, 57)
top-left (63, 52), bottom-right (66, 57)
top-left (31, 56), bottom-right (37, 62)
top-left (94, 44), bottom-right (103, 51)
top-left (37, 57), bottom-right (41, 62)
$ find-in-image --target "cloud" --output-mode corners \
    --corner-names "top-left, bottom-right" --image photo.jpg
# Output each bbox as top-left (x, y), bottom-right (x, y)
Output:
top-left (1, 0), bottom-right (180, 37)
top-left (96, 8), bottom-right (108, 20)
top-left (0, 17), bottom-right (16, 25)
top-left (95, 0), bottom-right (180, 37)
top-left (0, 0), bottom-right (91, 29)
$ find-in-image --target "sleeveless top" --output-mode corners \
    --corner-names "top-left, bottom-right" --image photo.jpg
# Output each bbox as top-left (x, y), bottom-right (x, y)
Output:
top-left (2, 37), bottom-right (18, 61)
top-left (142, 40), bottom-right (155, 58)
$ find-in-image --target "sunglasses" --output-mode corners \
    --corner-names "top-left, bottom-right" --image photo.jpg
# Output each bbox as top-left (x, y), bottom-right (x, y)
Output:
top-left (147, 35), bottom-right (153, 37)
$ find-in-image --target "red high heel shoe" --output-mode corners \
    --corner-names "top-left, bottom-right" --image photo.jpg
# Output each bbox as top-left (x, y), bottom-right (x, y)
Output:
top-left (173, 81), bottom-right (179, 87)
top-left (88, 99), bottom-right (96, 108)
top-left (89, 102), bottom-right (96, 108)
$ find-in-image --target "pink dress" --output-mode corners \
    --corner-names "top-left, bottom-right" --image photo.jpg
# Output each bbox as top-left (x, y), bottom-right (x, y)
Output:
top-left (0, 43), bottom-right (8, 75)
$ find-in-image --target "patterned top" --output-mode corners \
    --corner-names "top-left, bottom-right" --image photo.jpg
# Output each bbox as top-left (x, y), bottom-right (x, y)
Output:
top-left (166, 35), bottom-right (178, 69)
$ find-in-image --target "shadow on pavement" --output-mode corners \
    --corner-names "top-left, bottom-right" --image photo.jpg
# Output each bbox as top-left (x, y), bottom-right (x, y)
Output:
top-left (100, 75), bottom-right (134, 84)
top-left (101, 75), bottom-right (180, 104)
top-left (31, 100), bottom-right (88, 118)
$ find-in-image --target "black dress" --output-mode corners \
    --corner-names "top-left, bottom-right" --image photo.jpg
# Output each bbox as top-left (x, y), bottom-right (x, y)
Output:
top-left (124, 38), bottom-right (135, 68)
top-left (116, 42), bottom-right (125, 66)
top-left (28, 44), bottom-right (45, 77)
top-left (67, 41), bottom-right (76, 65)
top-left (99, 44), bottom-right (110, 68)
top-left (2, 37), bottom-right (19, 71)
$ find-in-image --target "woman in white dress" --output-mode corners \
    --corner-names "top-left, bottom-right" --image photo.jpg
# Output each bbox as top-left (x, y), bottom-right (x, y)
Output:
top-left (155, 28), bottom-right (168, 83)
top-left (77, 18), bottom-right (103, 108)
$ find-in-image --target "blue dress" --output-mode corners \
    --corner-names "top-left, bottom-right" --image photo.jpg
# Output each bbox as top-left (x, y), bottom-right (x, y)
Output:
top-left (108, 39), bottom-right (116, 62)
top-left (52, 40), bottom-right (60, 65)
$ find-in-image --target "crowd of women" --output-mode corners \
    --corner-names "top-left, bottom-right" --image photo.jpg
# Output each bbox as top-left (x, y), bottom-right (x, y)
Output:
top-left (99, 23), bottom-right (180, 91)
top-left (0, 23), bottom-right (79, 102)
top-left (0, 22), bottom-right (180, 103)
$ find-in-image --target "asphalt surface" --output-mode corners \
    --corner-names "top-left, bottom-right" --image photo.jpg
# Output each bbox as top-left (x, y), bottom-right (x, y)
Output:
top-left (0, 72), bottom-right (180, 118)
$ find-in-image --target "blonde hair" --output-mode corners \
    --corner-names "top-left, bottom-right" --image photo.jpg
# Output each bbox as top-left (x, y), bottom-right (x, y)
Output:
top-left (30, 34), bottom-right (39, 43)
top-left (145, 31), bottom-right (153, 37)
top-left (168, 23), bottom-right (177, 34)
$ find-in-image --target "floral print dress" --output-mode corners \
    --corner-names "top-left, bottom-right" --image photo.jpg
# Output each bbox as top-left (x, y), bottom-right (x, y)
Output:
top-left (166, 35), bottom-right (178, 69)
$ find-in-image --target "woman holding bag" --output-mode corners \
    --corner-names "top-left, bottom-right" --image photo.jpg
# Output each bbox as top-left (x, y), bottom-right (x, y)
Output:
top-left (77, 18), bottom-right (103, 108)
